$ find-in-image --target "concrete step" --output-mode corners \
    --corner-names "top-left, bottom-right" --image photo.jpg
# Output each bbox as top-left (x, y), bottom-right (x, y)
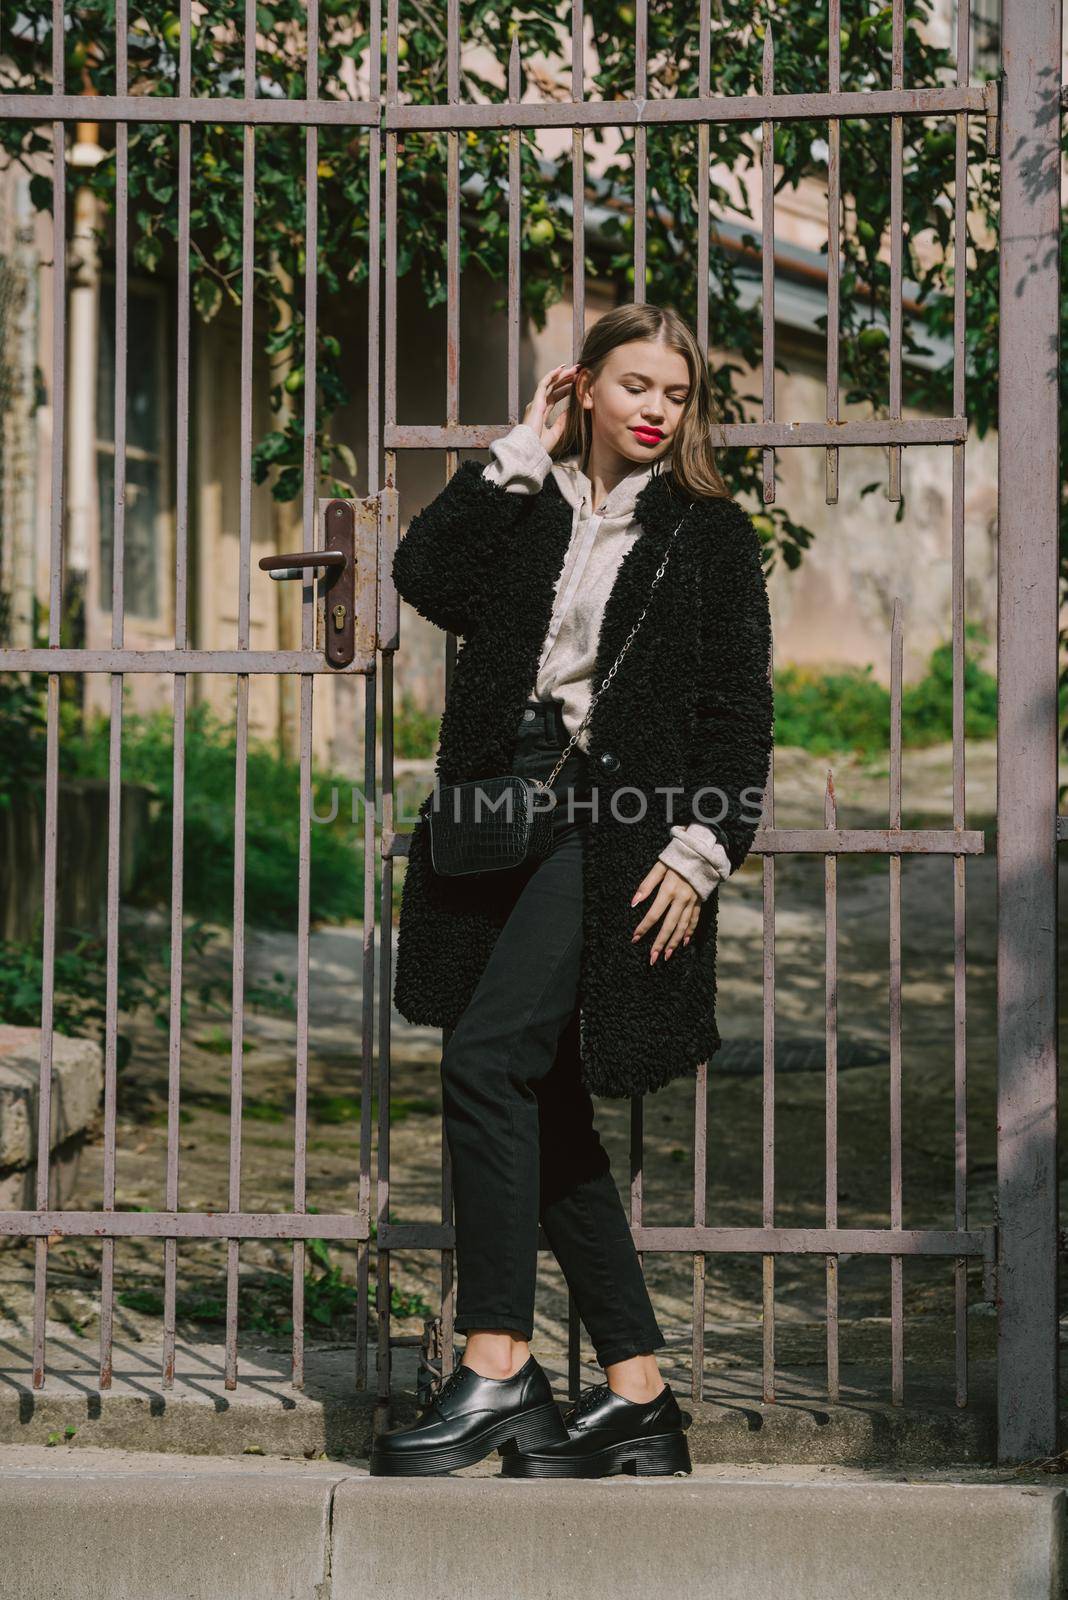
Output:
top-left (0, 1446), bottom-right (1063, 1600)
top-left (0, 1333), bottom-right (1003, 1467)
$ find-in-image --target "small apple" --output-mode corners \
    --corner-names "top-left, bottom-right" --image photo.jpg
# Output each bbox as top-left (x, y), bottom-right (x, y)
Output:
top-left (528, 217), bottom-right (555, 246)
top-left (858, 325), bottom-right (888, 352)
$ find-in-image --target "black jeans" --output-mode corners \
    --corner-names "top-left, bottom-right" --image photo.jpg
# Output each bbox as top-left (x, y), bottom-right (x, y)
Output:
top-left (439, 697), bottom-right (666, 1369)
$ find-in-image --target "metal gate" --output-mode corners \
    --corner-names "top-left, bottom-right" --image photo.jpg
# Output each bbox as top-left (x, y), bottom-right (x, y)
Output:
top-left (0, 0), bottom-right (1060, 1465)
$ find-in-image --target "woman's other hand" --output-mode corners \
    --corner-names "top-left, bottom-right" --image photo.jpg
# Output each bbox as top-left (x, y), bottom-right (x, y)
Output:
top-left (630, 863), bottom-right (701, 965)
top-left (523, 363), bottom-right (580, 453)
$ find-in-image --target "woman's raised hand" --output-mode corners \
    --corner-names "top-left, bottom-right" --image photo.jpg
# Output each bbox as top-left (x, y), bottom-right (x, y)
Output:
top-left (522, 363), bottom-right (580, 453)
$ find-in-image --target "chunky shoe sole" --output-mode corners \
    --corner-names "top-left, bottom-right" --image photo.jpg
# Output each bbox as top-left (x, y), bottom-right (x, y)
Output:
top-left (499, 1428), bottom-right (693, 1479)
top-left (369, 1400), bottom-right (567, 1477)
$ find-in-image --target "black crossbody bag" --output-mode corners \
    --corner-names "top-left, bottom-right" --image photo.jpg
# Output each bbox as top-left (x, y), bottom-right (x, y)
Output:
top-left (426, 502), bottom-right (695, 877)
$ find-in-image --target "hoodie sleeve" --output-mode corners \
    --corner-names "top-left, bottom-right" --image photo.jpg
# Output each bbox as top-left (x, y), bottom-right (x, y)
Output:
top-left (657, 821), bottom-right (733, 901)
top-left (483, 422), bottom-right (554, 495)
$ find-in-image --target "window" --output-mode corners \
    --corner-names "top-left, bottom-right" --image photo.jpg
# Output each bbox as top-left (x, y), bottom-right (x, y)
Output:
top-left (96, 283), bottom-right (166, 619)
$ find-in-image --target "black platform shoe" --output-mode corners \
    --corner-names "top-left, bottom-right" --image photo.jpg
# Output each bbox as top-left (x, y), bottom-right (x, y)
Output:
top-left (498, 1379), bottom-right (692, 1478)
top-left (369, 1353), bottom-right (568, 1476)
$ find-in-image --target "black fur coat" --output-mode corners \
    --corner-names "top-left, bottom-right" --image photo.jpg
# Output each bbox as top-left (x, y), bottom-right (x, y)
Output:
top-left (390, 458), bottom-right (774, 1099)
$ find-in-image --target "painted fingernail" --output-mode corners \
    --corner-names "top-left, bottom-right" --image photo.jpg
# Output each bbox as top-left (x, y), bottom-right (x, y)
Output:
top-left (650, 950), bottom-right (659, 965)
top-left (665, 949), bottom-right (673, 961)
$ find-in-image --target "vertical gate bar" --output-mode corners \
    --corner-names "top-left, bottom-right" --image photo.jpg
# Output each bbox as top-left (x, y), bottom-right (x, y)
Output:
top-left (691, 1062), bottom-right (708, 1405)
top-left (694, 0), bottom-right (710, 356)
top-left (823, 0), bottom-right (842, 1400)
top-left (996, 0), bottom-right (1061, 1463)
top-left (290, 0), bottom-right (323, 1394)
top-left (629, 1095), bottom-right (644, 1294)
top-left (439, 1032), bottom-right (456, 1375)
top-left (626, 0), bottom-right (650, 1314)
top-left (570, 0), bottom-right (585, 355)
top-left (951, 439), bottom-right (968, 1407)
top-left (32, 2), bottom-right (69, 1391)
top-left (759, 21), bottom-right (775, 507)
top-left (888, 597), bottom-right (903, 1404)
top-left (567, 1287), bottom-right (580, 1399)
top-left (377, 660), bottom-right (396, 1417)
top-left (886, 0), bottom-right (903, 502)
top-left (439, 0), bottom-right (462, 1386)
top-left (358, 668), bottom-right (376, 1392)
top-left (357, 0), bottom-right (384, 1397)
top-left (825, 0), bottom-right (840, 506)
top-left (565, 26), bottom-right (584, 1394)
top-left (506, 32), bottom-right (521, 426)
top-left (760, 631), bottom-right (776, 1403)
top-left (631, 0), bottom-right (647, 306)
top-left (99, 0), bottom-right (131, 1393)
top-left (223, 0), bottom-right (265, 1395)
top-left (690, 0), bottom-right (712, 1409)
top-left (375, 662), bottom-right (391, 1414)
top-left (950, 0), bottom-right (971, 1411)
top-left (162, 0), bottom-right (195, 1390)
top-left (291, 668), bottom-right (314, 1390)
top-left (824, 771), bottom-right (839, 1403)
top-left (377, 0), bottom-right (400, 1411)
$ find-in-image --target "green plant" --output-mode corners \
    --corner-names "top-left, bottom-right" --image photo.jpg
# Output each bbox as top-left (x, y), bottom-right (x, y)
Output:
top-left (393, 691), bottom-right (441, 763)
top-left (0, 675), bottom-right (48, 809)
top-left (0, 917), bottom-right (215, 1044)
top-left (772, 628), bottom-right (998, 759)
top-left (60, 695), bottom-right (367, 930)
top-left (116, 1232), bottom-right (431, 1336)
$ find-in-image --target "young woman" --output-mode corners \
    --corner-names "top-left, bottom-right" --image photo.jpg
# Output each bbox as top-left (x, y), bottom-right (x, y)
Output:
top-left (372, 303), bottom-right (774, 1478)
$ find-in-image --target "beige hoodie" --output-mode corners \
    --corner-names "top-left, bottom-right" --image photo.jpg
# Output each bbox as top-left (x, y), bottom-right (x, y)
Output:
top-left (483, 422), bottom-right (732, 900)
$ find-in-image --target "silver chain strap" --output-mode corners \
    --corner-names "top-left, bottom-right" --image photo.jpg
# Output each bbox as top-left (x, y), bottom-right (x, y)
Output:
top-left (533, 502), bottom-right (696, 793)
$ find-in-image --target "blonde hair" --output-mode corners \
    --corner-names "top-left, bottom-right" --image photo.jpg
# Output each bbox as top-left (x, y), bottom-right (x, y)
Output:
top-left (550, 303), bottom-right (729, 501)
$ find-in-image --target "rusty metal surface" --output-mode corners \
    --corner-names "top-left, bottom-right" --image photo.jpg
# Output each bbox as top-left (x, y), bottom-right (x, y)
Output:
top-left (994, 0), bottom-right (1062, 1462)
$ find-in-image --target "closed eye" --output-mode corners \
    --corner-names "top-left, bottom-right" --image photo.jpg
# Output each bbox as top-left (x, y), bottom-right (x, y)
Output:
top-left (625, 386), bottom-right (688, 402)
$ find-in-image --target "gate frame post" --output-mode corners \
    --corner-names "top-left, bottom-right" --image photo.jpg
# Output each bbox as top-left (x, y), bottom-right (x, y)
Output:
top-left (996, 0), bottom-right (1062, 1464)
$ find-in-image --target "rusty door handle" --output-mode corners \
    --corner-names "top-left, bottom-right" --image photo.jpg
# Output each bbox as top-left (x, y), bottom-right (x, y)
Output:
top-left (257, 501), bottom-right (357, 667)
top-left (259, 549), bottom-right (346, 580)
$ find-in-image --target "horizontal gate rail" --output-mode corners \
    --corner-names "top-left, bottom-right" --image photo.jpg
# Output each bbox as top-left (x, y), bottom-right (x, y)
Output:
top-left (384, 826), bottom-right (986, 863)
top-left (0, 94), bottom-right (379, 126)
top-left (380, 1222), bottom-right (996, 1262)
top-left (0, 1212), bottom-right (369, 1241)
top-left (387, 85), bottom-right (996, 129)
top-left (0, 86), bottom-right (996, 129)
top-left (0, 649), bottom-right (376, 674)
top-left (385, 418), bottom-right (972, 451)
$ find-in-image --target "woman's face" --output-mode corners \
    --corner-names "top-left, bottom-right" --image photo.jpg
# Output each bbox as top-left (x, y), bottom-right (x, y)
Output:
top-left (577, 338), bottom-right (692, 468)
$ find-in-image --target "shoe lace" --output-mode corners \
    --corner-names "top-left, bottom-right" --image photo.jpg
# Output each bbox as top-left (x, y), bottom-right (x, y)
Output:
top-left (564, 1382), bottom-right (610, 1426)
top-left (428, 1363), bottom-right (468, 1410)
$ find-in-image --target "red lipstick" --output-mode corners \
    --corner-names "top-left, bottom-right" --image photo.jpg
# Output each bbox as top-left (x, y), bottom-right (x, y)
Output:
top-left (631, 426), bottom-right (663, 443)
